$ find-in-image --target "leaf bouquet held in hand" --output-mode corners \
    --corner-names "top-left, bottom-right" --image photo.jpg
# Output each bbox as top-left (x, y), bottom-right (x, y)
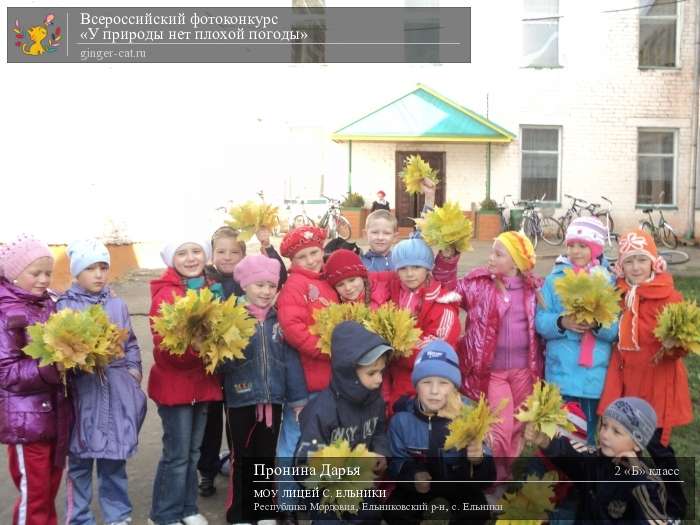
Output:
top-left (515, 381), bottom-right (575, 439)
top-left (226, 201), bottom-right (279, 242)
top-left (413, 201), bottom-right (473, 253)
top-left (310, 303), bottom-right (372, 355)
top-left (553, 268), bottom-right (621, 327)
top-left (151, 288), bottom-right (257, 373)
top-left (653, 300), bottom-right (700, 356)
top-left (399, 154), bottom-right (440, 194)
top-left (444, 393), bottom-right (506, 451)
top-left (22, 305), bottom-right (128, 380)
top-left (362, 302), bottom-right (422, 359)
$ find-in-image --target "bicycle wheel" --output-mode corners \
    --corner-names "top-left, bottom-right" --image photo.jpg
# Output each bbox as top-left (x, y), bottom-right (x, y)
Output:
top-left (522, 216), bottom-right (539, 249)
top-left (659, 225), bottom-right (678, 249)
top-left (293, 215), bottom-right (315, 228)
top-left (541, 217), bottom-right (565, 246)
top-left (335, 215), bottom-right (352, 240)
top-left (596, 213), bottom-right (614, 235)
top-left (659, 249), bottom-right (689, 265)
top-left (603, 234), bottom-right (619, 262)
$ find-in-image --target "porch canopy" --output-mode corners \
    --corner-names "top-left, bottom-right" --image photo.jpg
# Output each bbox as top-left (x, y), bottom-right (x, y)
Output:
top-left (331, 84), bottom-right (515, 143)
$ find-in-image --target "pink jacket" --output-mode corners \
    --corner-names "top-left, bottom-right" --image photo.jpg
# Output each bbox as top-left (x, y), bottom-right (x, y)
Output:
top-left (434, 254), bottom-right (543, 400)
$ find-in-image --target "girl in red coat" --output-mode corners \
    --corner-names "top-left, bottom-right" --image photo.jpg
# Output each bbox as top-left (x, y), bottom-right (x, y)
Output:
top-left (147, 237), bottom-right (222, 525)
top-left (598, 229), bottom-right (692, 520)
top-left (323, 248), bottom-right (392, 308)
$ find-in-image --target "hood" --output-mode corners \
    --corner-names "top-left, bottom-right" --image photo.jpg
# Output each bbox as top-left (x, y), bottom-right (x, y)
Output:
top-left (60, 283), bottom-right (111, 306)
top-left (150, 267), bottom-right (185, 298)
top-left (330, 320), bottom-right (389, 405)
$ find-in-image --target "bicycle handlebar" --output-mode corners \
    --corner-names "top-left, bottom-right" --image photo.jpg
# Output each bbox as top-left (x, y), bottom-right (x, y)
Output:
top-left (564, 194), bottom-right (588, 205)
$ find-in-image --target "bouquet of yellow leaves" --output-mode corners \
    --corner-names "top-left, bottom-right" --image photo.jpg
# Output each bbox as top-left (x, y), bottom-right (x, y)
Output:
top-left (363, 303), bottom-right (422, 359)
top-left (413, 202), bottom-right (473, 253)
top-left (444, 394), bottom-right (507, 451)
top-left (496, 471), bottom-right (558, 525)
top-left (654, 300), bottom-right (700, 356)
top-left (22, 305), bottom-right (127, 380)
top-left (310, 303), bottom-right (372, 355)
top-left (305, 439), bottom-right (378, 517)
top-left (553, 268), bottom-right (621, 328)
top-left (399, 154), bottom-right (440, 194)
top-left (152, 288), bottom-right (257, 373)
top-left (515, 381), bottom-right (575, 439)
top-left (225, 201), bottom-right (280, 242)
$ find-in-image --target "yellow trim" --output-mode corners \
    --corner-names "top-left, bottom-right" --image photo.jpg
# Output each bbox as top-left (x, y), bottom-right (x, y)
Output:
top-left (331, 134), bottom-right (513, 143)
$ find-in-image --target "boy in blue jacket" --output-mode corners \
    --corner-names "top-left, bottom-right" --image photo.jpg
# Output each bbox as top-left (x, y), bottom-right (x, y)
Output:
top-left (386, 341), bottom-right (496, 525)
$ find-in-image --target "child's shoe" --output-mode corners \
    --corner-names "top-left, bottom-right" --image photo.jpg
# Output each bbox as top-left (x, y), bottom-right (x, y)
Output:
top-left (183, 514), bottom-right (209, 525)
top-left (198, 475), bottom-right (216, 497)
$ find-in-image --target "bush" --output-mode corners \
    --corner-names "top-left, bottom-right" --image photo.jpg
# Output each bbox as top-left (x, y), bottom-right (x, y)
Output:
top-left (479, 198), bottom-right (499, 211)
top-left (342, 192), bottom-right (365, 208)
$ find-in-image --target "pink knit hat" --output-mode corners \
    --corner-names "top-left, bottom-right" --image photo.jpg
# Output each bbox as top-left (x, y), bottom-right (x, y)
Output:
top-left (565, 216), bottom-right (607, 260)
top-left (233, 255), bottom-right (281, 290)
top-left (0, 234), bottom-right (53, 281)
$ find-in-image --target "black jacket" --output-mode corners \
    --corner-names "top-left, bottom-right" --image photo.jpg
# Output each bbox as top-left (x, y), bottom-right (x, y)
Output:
top-left (205, 246), bottom-right (287, 299)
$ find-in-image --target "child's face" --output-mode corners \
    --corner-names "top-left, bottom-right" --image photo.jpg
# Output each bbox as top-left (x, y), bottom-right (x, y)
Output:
top-left (292, 246), bottom-right (324, 273)
top-left (244, 281), bottom-right (278, 309)
top-left (356, 355), bottom-right (387, 391)
top-left (416, 377), bottom-right (455, 413)
top-left (335, 276), bottom-right (365, 303)
top-left (599, 416), bottom-right (639, 457)
top-left (76, 262), bottom-right (109, 293)
top-left (212, 237), bottom-right (243, 275)
top-left (173, 243), bottom-right (207, 278)
top-left (622, 255), bottom-right (653, 284)
top-left (365, 218), bottom-right (397, 256)
top-left (567, 242), bottom-right (593, 267)
top-left (397, 265), bottom-right (429, 290)
top-left (14, 257), bottom-right (53, 296)
top-left (487, 240), bottom-right (518, 277)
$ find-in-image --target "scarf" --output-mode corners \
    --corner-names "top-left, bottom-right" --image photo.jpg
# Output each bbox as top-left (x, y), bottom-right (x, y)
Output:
top-left (618, 272), bottom-right (674, 352)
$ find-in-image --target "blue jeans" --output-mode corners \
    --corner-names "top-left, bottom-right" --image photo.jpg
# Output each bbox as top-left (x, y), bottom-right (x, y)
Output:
top-left (150, 403), bottom-right (208, 524)
top-left (67, 456), bottom-right (131, 524)
top-left (563, 395), bottom-right (599, 446)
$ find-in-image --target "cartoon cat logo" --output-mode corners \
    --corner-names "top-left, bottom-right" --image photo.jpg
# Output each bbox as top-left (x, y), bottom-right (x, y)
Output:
top-left (14, 13), bottom-right (62, 55)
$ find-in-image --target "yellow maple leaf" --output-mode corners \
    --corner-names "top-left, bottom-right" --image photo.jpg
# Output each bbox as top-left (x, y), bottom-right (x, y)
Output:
top-left (225, 201), bottom-right (279, 242)
top-left (413, 201), bottom-right (473, 253)
top-left (553, 268), bottom-right (621, 327)
top-left (399, 154), bottom-right (440, 195)
top-left (496, 471), bottom-right (558, 525)
top-left (444, 394), bottom-right (507, 451)
top-left (515, 381), bottom-right (575, 439)
top-left (363, 302), bottom-right (422, 358)
top-left (310, 303), bottom-right (372, 355)
top-left (654, 300), bottom-right (700, 356)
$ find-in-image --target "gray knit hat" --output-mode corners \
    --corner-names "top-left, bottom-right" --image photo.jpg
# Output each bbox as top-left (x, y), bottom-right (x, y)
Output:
top-left (603, 397), bottom-right (657, 449)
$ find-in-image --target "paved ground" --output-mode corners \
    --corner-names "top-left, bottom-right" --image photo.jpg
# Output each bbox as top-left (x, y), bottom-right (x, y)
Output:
top-left (1, 239), bottom-right (699, 523)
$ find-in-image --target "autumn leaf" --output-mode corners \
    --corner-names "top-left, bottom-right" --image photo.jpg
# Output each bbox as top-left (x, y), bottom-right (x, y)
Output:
top-left (496, 471), bottom-right (558, 524)
top-left (310, 303), bottom-right (372, 355)
top-left (225, 201), bottom-right (279, 242)
top-left (363, 302), bottom-right (422, 358)
top-left (654, 300), bottom-right (700, 356)
top-left (515, 381), bottom-right (575, 439)
top-left (399, 154), bottom-right (440, 195)
top-left (444, 394), bottom-right (506, 450)
top-left (553, 268), bottom-right (621, 327)
top-left (414, 201), bottom-right (473, 253)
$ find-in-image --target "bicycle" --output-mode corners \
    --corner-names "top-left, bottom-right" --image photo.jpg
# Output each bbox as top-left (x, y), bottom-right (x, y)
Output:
top-left (658, 249), bottom-right (690, 265)
top-left (318, 194), bottom-right (352, 240)
top-left (639, 192), bottom-right (679, 249)
top-left (497, 194), bottom-right (513, 232)
top-left (518, 194), bottom-right (565, 248)
top-left (290, 198), bottom-right (316, 229)
top-left (558, 194), bottom-right (591, 230)
top-left (585, 196), bottom-right (615, 236)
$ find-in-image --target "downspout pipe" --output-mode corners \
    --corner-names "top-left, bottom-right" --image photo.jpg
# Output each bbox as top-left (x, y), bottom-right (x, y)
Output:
top-left (687, 0), bottom-right (700, 240)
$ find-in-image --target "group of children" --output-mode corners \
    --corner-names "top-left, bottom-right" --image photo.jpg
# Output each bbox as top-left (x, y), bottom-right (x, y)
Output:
top-left (0, 202), bottom-right (694, 524)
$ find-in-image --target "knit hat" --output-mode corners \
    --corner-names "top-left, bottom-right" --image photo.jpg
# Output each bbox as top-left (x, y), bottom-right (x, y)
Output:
top-left (233, 254), bottom-right (281, 290)
top-left (377, 190), bottom-right (386, 198)
top-left (160, 237), bottom-right (211, 268)
top-left (616, 229), bottom-right (667, 274)
top-left (391, 238), bottom-right (434, 271)
top-left (280, 226), bottom-right (326, 259)
top-left (603, 397), bottom-right (657, 449)
top-left (0, 234), bottom-right (53, 281)
top-left (324, 249), bottom-right (368, 287)
top-left (565, 217), bottom-right (607, 259)
top-left (66, 239), bottom-right (110, 277)
top-left (411, 340), bottom-right (461, 388)
top-left (495, 231), bottom-right (536, 273)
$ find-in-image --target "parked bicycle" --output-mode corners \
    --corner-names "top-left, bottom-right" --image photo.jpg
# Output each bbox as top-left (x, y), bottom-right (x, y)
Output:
top-left (639, 192), bottom-right (679, 249)
top-left (585, 196), bottom-right (615, 236)
top-left (558, 194), bottom-right (591, 230)
top-left (518, 194), bottom-right (564, 248)
top-left (658, 248), bottom-right (690, 265)
top-left (497, 194), bottom-right (514, 232)
top-left (290, 198), bottom-right (317, 229)
top-left (318, 194), bottom-right (352, 240)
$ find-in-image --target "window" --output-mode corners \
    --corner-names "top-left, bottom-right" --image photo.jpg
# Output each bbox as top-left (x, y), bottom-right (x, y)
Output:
top-left (639, 0), bottom-right (678, 67)
top-left (521, 127), bottom-right (560, 201)
top-left (637, 130), bottom-right (676, 205)
top-left (522, 0), bottom-right (559, 67)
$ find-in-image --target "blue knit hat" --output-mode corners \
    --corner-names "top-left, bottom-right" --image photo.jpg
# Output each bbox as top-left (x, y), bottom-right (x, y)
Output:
top-left (391, 238), bottom-right (434, 271)
top-left (603, 397), bottom-right (657, 449)
top-left (66, 239), bottom-right (110, 277)
top-left (411, 340), bottom-right (461, 388)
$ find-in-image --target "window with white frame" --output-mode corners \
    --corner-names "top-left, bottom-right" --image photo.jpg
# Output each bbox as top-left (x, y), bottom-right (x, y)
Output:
top-left (637, 130), bottom-right (676, 205)
top-left (522, 0), bottom-right (559, 67)
top-left (521, 127), bottom-right (560, 201)
top-left (639, 0), bottom-right (678, 68)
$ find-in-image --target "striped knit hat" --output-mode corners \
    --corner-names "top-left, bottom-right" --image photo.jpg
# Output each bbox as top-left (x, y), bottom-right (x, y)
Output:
top-left (565, 217), bottom-right (607, 259)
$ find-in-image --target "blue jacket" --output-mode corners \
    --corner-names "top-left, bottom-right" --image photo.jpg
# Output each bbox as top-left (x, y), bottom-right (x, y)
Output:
top-left (535, 259), bottom-right (619, 399)
top-left (218, 306), bottom-right (307, 408)
top-left (388, 396), bottom-right (495, 498)
top-left (361, 249), bottom-right (394, 272)
top-left (57, 284), bottom-right (147, 460)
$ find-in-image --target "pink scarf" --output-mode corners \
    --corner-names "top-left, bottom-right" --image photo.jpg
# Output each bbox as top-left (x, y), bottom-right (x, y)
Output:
top-left (571, 259), bottom-right (601, 368)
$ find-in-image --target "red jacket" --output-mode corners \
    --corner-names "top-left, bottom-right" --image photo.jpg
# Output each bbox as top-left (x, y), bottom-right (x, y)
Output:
top-left (147, 268), bottom-right (223, 406)
top-left (385, 276), bottom-right (461, 409)
top-left (276, 266), bottom-right (338, 393)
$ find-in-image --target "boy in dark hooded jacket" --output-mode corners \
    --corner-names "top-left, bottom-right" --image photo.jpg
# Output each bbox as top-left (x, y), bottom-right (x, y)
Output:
top-left (295, 321), bottom-right (391, 524)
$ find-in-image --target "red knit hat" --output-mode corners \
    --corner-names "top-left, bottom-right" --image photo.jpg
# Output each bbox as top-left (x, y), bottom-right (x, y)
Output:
top-left (280, 226), bottom-right (326, 258)
top-left (324, 249), bottom-right (368, 287)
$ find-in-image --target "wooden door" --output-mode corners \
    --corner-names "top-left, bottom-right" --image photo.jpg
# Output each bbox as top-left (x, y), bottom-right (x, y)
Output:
top-left (394, 151), bottom-right (446, 227)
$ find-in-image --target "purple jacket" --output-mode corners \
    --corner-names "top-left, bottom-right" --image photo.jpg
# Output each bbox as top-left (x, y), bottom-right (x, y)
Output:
top-left (57, 284), bottom-right (146, 460)
top-left (433, 254), bottom-right (543, 400)
top-left (0, 279), bottom-right (72, 466)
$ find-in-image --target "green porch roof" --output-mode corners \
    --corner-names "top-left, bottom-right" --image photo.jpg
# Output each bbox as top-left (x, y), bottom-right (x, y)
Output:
top-left (332, 84), bottom-right (515, 143)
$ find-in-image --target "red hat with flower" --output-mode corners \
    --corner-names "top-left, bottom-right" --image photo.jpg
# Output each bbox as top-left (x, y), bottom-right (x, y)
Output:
top-left (280, 226), bottom-right (326, 258)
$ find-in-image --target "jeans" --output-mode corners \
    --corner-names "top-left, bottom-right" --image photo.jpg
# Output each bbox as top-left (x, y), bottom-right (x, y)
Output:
top-left (150, 403), bottom-right (208, 524)
top-left (67, 456), bottom-right (131, 524)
